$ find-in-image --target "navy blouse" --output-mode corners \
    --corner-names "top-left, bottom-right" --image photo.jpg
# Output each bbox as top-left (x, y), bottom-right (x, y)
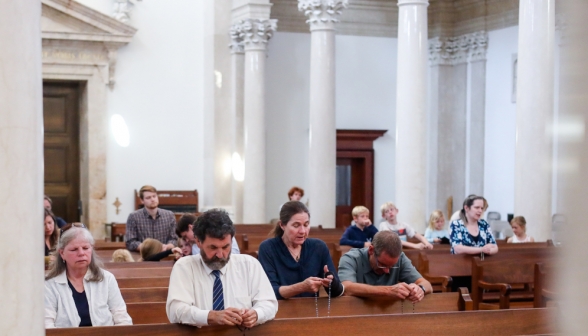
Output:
top-left (67, 280), bottom-right (92, 327)
top-left (258, 237), bottom-right (342, 300)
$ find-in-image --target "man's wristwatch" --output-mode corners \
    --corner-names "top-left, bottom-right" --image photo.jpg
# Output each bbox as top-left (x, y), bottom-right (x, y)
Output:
top-left (418, 285), bottom-right (426, 294)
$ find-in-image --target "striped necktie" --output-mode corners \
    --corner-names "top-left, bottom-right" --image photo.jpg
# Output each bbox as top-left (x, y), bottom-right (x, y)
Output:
top-left (212, 270), bottom-right (224, 311)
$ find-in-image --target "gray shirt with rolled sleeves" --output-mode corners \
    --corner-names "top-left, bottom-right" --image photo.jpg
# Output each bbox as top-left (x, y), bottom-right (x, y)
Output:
top-left (337, 248), bottom-right (422, 286)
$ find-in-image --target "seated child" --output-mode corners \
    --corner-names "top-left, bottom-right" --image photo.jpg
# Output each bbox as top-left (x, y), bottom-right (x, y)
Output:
top-left (379, 202), bottom-right (433, 250)
top-left (507, 216), bottom-right (535, 243)
top-left (111, 249), bottom-right (135, 262)
top-left (339, 206), bottom-right (378, 248)
top-left (139, 238), bottom-right (182, 261)
top-left (177, 237), bottom-right (192, 257)
top-left (424, 210), bottom-right (449, 243)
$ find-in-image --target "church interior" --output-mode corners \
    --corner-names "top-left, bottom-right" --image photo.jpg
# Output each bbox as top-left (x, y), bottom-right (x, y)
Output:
top-left (1, 0), bottom-right (587, 334)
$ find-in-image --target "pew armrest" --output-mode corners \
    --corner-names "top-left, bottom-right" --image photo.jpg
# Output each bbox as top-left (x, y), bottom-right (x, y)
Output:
top-left (478, 281), bottom-right (512, 309)
top-left (458, 287), bottom-right (473, 311)
top-left (423, 274), bottom-right (452, 293)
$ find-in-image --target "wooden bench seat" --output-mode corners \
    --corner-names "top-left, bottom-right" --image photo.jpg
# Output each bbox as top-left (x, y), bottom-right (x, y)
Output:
top-left (123, 291), bottom-right (472, 324)
top-left (46, 308), bottom-right (556, 336)
top-left (104, 261), bottom-right (174, 269)
top-left (110, 267), bottom-right (172, 278)
top-left (117, 277), bottom-right (170, 289)
top-left (472, 255), bottom-right (556, 310)
top-left (121, 287), bottom-right (168, 303)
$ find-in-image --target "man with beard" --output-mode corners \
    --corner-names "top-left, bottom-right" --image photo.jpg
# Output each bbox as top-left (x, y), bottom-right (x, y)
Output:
top-left (166, 209), bottom-right (277, 328)
top-left (125, 185), bottom-right (177, 252)
top-left (338, 231), bottom-right (432, 302)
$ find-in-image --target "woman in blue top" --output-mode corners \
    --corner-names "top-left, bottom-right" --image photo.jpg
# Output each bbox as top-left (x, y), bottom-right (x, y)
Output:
top-left (449, 195), bottom-right (498, 255)
top-left (258, 201), bottom-right (344, 300)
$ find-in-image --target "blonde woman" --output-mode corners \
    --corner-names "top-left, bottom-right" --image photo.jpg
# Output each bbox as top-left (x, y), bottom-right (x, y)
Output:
top-left (424, 210), bottom-right (449, 244)
top-left (139, 238), bottom-right (182, 261)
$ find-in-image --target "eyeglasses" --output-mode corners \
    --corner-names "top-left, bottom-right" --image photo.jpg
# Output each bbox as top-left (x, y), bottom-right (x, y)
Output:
top-left (374, 254), bottom-right (399, 270)
top-left (60, 222), bottom-right (87, 235)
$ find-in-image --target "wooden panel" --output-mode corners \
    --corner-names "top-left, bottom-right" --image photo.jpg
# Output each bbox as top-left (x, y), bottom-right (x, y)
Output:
top-left (43, 96), bottom-right (67, 133)
top-left (43, 81), bottom-right (81, 223)
top-left (46, 308), bottom-right (557, 336)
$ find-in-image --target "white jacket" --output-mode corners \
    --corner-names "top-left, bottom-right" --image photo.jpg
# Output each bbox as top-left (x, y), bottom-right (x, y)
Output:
top-left (44, 268), bottom-right (132, 328)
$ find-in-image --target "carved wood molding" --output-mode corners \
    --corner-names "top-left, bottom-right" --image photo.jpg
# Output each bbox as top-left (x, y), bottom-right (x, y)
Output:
top-left (336, 129), bottom-right (387, 151)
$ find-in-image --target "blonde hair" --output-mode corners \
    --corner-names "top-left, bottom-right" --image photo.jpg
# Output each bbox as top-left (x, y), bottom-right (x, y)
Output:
top-left (380, 202), bottom-right (397, 217)
top-left (510, 216), bottom-right (527, 232)
top-left (140, 238), bottom-right (163, 261)
top-left (428, 210), bottom-right (445, 230)
top-left (352, 206), bottom-right (369, 218)
top-left (111, 249), bottom-right (135, 262)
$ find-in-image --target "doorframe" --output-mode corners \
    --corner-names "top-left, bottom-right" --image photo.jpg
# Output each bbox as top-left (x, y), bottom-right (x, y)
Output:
top-left (336, 130), bottom-right (387, 223)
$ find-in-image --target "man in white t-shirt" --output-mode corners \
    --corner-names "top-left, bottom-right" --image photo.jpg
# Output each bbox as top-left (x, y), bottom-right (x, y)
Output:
top-left (378, 202), bottom-right (433, 250)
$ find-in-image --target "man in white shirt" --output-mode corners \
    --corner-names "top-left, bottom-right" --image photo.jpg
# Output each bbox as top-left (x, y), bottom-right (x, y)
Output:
top-left (166, 209), bottom-right (277, 328)
top-left (378, 202), bottom-right (433, 250)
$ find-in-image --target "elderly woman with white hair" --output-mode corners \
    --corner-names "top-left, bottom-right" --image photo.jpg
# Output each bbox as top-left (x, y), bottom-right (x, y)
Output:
top-left (44, 224), bottom-right (132, 328)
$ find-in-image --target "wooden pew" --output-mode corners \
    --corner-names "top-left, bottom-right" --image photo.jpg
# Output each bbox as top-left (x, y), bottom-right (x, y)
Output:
top-left (124, 292), bottom-right (472, 324)
top-left (104, 260), bottom-right (174, 269)
top-left (110, 267), bottom-right (172, 278)
top-left (117, 277), bottom-right (170, 289)
top-left (46, 308), bottom-right (557, 336)
top-left (121, 287), bottom-right (168, 303)
top-left (471, 254), bottom-right (556, 310)
top-left (416, 246), bottom-right (556, 291)
top-left (534, 262), bottom-right (556, 308)
top-left (94, 241), bottom-right (126, 250)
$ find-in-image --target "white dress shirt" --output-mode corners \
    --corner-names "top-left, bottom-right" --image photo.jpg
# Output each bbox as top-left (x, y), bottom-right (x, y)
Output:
top-left (166, 254), bottom-right (278, 326)
top-left (192, 236), bottom-right (241, 255)
top-left (44, 269), bottom-right (132, 328)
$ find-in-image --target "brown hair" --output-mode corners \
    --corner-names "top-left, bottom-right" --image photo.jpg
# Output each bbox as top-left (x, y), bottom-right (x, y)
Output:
top-left (287, 186), bottom-right (305, 199)
top-left (372, 231), bottom-right (402, 258)
top-left (44, 195), bottom-right (53, 205)
top-left (44, 208), bottom-right (59, 250)
top-left (140, 238), bottom-right (163, 261)
top-left (45, 227), bottom-right (104, 282)
top-left (139, 185), bottom-right (157, 199)
top-left (176, 213), bottom-right (198, 237)
top-left (459, 195), bottom-right (485, 223)
top-left (510, 216), bottom-right (527, 231)
top-left (271, 201), bottom-right (310, 238)
top-left (111, 249), bottom-right (135, 262)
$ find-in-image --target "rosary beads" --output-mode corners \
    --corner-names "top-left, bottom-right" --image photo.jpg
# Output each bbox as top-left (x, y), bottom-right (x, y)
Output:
top-left (314, 281), bottom-right (332, 317)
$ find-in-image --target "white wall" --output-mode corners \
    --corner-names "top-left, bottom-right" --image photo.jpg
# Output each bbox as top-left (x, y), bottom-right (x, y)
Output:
top-left (483, 26), bottom-right (518, 220)
top-left (336, 35), bottom-right (397, 221)
top-left (102, 1), bottom-right (206, 222)
top-left (265, 32), bottom-right (397, 222)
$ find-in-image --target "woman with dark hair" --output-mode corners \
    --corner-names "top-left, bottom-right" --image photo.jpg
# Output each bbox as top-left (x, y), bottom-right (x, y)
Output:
top-left (449, 195), bottom-right (498, 255)
top-left (45, 226), bottom-right (132, 328)
top-left (45, 208), bottom-right (59, 257)
top-left (258, 201), bottom-right (344, 300)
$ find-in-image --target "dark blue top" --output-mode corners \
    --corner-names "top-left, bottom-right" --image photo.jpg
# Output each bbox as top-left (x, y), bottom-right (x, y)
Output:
top-left (55, 217), bottom-right (67, 229)
top-left (258, 237), bottom-right (340, 300)
top-left (67, 280), bottom-right (92, 327)
top-left (339, 224), bottom-right (379, 248)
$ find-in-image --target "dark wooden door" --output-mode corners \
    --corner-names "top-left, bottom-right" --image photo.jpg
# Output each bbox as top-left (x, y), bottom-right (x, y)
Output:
top-left (43, 82), bottom-right (81, 223)
top-left (335, 153), bottom-right (372, 229)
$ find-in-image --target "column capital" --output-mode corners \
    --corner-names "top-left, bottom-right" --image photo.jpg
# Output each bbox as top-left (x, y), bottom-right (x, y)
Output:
top-left (236, 18), bottom-right (277, 52)
top-left (398, 0), bottom-right (429, 7)
top-left (229, 23), bottom-right (245, 54)
top-left (428, 31), bottom-right (488, 66)
top-left (298, 0), bottom-right (348, 31)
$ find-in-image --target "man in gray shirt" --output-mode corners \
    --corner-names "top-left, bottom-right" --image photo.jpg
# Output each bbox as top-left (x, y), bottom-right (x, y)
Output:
top-left (338, 231), bottom-right (432, 302)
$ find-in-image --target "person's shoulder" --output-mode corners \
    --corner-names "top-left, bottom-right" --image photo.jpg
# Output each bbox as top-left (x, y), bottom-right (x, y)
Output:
top-left (173, 254), bottom-right (201, 269)
top-left (231, 254), bottom-right (263, 268)
top-left (305, 237), bottom-right (328, 249)
top-left (158, 208), bottom-right (175, 217)
top-left (259, 237), bottom-right (280, 250)
top-left (450, 219), bottom-right (463, 227)
top-left (342, 247), bottom-right (364, 259)
top-left (127, 208), bottom-right (144, 218)
top-left (478, 219), bottom-right (490, 228)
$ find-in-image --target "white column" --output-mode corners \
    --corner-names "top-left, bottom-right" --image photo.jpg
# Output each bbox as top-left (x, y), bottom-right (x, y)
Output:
top-left (230, 24), bottom-right (245, 223)
top-left (514, 0), bottom-right (554, 241)
top-left (0, 1), bottom-right (44, 334)
top-left (298, 0), bottom-right (347, 228)
top-left (240, 18), bottom-right (276, 223)
top-left (395, 0), bottom-right (429, 229)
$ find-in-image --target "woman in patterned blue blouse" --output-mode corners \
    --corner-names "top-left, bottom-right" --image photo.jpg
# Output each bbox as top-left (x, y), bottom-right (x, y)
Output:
top-left (449, 195), bottom-right (499, 255)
